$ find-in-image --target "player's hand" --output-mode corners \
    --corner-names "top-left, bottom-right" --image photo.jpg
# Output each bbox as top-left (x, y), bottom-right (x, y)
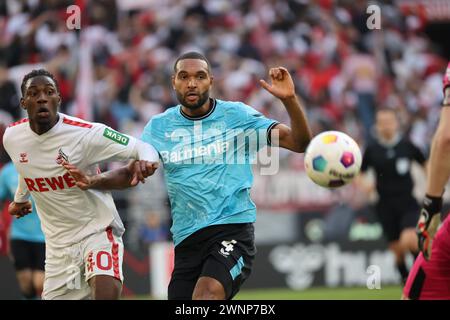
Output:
top-left (416, 194), bottom-right (442, 260)
top-left (62, 161), bottom-right (92, 190)
top-left (128, 160), bottom-right (159, 187)
top-left (8, 201), bottom-right (32, 219)
top-left (259, 67), bottom-right (296, 101)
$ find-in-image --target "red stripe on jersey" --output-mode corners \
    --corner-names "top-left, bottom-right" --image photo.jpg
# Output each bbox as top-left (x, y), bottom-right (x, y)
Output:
top-left (63, 117), bottom-right (93, 128)
top-left (106, 227), bottom-right (121, 280)
top-left (8, 118), bottom-right (28, 127)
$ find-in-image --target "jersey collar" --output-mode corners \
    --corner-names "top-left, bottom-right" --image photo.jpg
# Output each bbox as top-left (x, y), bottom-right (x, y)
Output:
top-left (179, 98), bottom-right (216, 121)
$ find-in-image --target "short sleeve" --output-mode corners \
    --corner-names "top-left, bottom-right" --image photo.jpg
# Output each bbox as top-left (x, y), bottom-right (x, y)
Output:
top-left (141, 119), bottom-right (155, 148)
top-left (238, 103), bottom-right (279, 147)
top-left (83, 124), bottom-right (138, 165)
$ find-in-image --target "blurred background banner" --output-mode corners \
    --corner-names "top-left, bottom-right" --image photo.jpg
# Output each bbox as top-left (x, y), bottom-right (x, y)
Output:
top-left (0, 0), bottom-right (449, 298)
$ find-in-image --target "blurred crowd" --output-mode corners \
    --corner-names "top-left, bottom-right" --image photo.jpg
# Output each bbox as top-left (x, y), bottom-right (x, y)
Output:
top-left (0, 0), bottom-right (447, 248)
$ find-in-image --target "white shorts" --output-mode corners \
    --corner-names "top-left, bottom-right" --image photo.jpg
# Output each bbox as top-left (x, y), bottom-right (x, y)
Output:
top-left (42, 227), bottom-right (124, 300)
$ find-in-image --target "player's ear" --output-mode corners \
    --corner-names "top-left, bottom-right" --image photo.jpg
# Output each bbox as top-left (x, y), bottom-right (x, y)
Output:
top-left (20, 97), bottom-right (26, 110)
top-left (171, 75), bottom-right (176, 90)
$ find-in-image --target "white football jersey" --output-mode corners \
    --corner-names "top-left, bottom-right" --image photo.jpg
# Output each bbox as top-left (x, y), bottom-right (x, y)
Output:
top-left (3, 113), bottom-right (150, 249)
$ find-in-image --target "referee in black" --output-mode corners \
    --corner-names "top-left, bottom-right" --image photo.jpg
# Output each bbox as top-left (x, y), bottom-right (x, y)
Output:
top-left (359, 108), bottom-right (427, 284)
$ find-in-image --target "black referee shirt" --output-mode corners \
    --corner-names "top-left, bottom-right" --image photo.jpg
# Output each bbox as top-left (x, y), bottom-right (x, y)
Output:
top-left (361, 136), bottom-right (426, 199)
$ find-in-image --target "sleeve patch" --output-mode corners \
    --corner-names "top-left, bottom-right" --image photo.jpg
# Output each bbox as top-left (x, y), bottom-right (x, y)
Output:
top-left (103, 128), bottom-right (129, 146)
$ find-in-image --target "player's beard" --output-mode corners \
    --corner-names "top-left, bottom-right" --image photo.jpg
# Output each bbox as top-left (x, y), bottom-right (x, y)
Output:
top-left (177, 89), bottom-right (210, 110)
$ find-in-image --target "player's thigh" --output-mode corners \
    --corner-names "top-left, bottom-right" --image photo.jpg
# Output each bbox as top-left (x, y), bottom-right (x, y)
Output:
top-left (10, 239), bottom-right (33, 272)
top-left (202, 242), bottom-right (255, 299)
top-left (88, 274), bottom-right (122, 300)
top-left (168, 245), bottom-right (204, 300)
top-left (42, 246), bottom-right (90, 300)
top-left (82, 228), bottom-right (124, 287)
top-left (376, 201), bottom-right (400, 242)
top-left (400, 202), bottom-right (420, 231)
top-left (30, 241), bottom-right (45, 272)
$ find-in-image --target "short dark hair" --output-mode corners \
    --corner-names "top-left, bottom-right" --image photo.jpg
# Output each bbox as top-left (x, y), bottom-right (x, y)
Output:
top-left (173, 51), bottom-right (211, 73)
top-left (21, 69), bottom-right (60, 96)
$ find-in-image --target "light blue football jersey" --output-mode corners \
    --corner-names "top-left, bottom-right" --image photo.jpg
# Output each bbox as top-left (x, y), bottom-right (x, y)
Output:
top-left (141, 99), bottom-right (278, 246)
top-left (0, 162), bottom-right (45, 243)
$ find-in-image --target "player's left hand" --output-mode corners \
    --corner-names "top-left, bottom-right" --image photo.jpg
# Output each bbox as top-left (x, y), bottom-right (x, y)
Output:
top-left (416, 194), bottom-right (442, 260)
top-left (259, 67), bottom-right (296, 101)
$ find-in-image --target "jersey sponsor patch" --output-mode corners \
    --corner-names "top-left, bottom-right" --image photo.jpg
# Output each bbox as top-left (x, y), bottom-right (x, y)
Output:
top-left (103, 128), bottom-right (129, 146)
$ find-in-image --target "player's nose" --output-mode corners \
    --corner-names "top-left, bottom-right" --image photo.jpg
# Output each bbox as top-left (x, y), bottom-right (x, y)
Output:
top-left (37, 91), bottom-right (48, 104)
top-left (187, 78), bottom-right (197, 88)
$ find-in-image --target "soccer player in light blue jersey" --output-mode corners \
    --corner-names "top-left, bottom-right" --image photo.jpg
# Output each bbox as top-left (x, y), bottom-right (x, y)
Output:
top-left (63, 52), bottom-right (312, 300)
top-left (0, 162), bottom-right (45, 299)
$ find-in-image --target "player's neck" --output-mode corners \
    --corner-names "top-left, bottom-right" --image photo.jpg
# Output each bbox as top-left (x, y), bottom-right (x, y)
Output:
top-left (181, 98), bottom-right (213, 118)
top-left (30, 114), bottom-right (60, 135)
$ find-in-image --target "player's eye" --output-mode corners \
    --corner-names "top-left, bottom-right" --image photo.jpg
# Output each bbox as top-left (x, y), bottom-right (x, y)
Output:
top-left (47, 89), bottom-right (54, 95)
top-left (197, 74), bottom-right (205, 79)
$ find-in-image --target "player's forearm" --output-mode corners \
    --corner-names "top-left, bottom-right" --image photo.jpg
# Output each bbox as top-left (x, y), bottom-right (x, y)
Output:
top-left (14, 175), bottom-right (30, 203)
top-left (89, 167), bottom-right (134, 190)
top-left (426, 107), bottom-right (450, 197)
top-left (280, 95), bottom-right (312, 152)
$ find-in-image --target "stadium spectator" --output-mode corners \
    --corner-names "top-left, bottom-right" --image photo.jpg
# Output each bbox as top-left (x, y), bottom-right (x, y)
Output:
top-left (138, 211), bottom-right (169, 245)
top-left (4, 69), bottom-right (159, 299)
top-left (358, 107), bottom-right (426, 284)
top-left (0, 162), bottom-right (45, 300)
top-left (0, 63), bottom-right (20, 120)
top-left (403, 62), bottom-right (450, 300)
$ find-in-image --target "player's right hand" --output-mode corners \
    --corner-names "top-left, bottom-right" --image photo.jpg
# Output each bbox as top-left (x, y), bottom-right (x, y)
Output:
top-left (416, 194), bottom-right (442, 260)
top-left (8, 201), bottom-right (32, 219)
top-left (62, 161), bottom-right (92, 190)
top-left (128, 160), bottom-right (159, 186)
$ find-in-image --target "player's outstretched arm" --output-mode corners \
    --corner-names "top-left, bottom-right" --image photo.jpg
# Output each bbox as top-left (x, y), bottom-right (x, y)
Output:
top-left (260, 67), bottom-right (312, 153)
top-left (63, 160), bottom-right (158, 190)
top-left (416, 62), bottom-right (450, 260)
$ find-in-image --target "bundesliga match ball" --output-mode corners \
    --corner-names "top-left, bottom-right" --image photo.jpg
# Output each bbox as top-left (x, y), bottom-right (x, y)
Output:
top-left (304, 131), bottom-right (362, 188)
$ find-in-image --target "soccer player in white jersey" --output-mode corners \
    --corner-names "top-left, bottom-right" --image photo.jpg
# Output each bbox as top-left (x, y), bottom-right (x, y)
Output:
top-left (3, 69), bottom-right (159, 300)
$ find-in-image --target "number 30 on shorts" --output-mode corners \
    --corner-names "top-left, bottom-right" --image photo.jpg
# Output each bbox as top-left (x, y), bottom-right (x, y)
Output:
top-left (87, 250), bottom-right (113, 272)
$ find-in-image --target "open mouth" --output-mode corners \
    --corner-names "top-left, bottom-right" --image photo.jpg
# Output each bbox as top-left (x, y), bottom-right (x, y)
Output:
top-left (186, 92), bottom-right (199, 101)
top-left (37, 108), bottom-right (50, 117)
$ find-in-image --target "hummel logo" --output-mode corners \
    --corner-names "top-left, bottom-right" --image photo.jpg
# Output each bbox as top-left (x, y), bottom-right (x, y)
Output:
top-left (219, 240), bottom-right (236, 258)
